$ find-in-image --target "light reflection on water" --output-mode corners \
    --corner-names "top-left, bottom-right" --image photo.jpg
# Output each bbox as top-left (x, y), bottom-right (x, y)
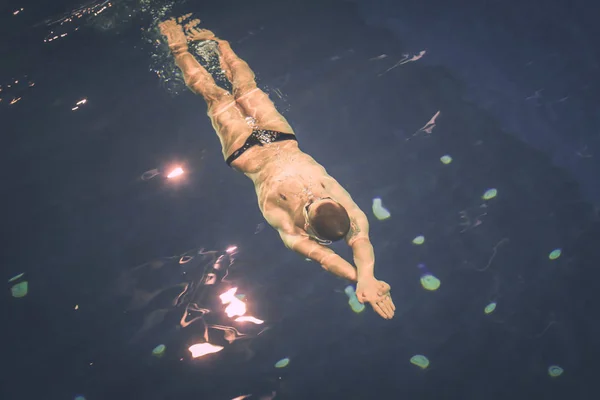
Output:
top-left (115, 245), bottom-right (268, 358)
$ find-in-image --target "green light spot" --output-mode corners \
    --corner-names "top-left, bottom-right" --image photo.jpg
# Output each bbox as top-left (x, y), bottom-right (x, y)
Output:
top-left (11, 281), bottom-right (28, 298)
top-left (484, 302), bottom-right (497, 314)
top-left (152, 344), bottom-right (166, 357)
top-left (549, 249), bottom-right (562, 260)
top-left (410, 355), bottom-right (429, 369)
top-left (420, 274), bottom-right (440, 291)
top-left (349, 297), bottom-right (365, 313)
top-left (8, 273), bottom-right (24, 283)
top-left (74, 396), bottom-right (86, 400)
top-left (548, 365), bottom-right (563, 377)
top-left (344, 285), bottom-right (354, 297)
top-left (372, 198), bottom-right (391, 221)
top-left (344, 285), bottom-right (365, 313)
top-left (275, 358), bottom-right (290, 368)
top-left (412, 235), bottom-right (425, 245)
top-left (440, 155), bottom-right (453, 164)
top-left (482, 188), bottom-right (498, 200)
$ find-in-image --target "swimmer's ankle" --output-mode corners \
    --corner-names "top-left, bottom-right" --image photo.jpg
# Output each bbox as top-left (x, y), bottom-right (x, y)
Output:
top-left (170, 42), bottom-right (189, 56)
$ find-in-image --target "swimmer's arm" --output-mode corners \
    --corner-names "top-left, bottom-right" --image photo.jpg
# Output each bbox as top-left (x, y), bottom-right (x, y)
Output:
top-left (279, 232), bottom-right (358, 282)
top-left (324, 178), bottom-right (376, 281)
top-left (346, 210), bottom-right (375, 281)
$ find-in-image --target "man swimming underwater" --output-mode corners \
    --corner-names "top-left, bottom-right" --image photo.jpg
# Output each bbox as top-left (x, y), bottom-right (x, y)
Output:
top-left (159, 15), bottom-right (395, 319)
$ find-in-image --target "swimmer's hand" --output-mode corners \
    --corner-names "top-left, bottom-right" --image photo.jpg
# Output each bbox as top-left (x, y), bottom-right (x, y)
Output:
top-left (159, 15), bottom-right (190, 51)
top-left (356, 278), bottom-right (395, 319)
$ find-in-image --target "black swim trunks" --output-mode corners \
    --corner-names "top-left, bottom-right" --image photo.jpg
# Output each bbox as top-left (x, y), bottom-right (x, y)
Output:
top-left (225, 129), bottom-right (297, 167)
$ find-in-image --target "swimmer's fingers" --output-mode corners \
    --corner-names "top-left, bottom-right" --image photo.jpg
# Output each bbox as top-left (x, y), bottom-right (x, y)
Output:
top-left (372, 302), bottom-right (389, 319)
top-left (377, 281), bottom-right (391, 296)
top-left (382, 296), bottom-right (395, 316)
top-left (373, 297), bottom-right (394, 319)
top-left (377, 281), bottom-right (392, 300)
top-left (378, 291), bottom-right (395, 310)
top-left (376, 288), bottom-right (391, 303)
top-left (384, 295), bottom-right (396, 318)
top-left (375, 291), bottom-right (389, 302)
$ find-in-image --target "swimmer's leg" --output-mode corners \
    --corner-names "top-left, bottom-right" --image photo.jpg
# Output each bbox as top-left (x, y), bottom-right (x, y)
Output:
top-left (172, 46), bottom-right (232, 110)
top-left (183, 25), bottom-right (238, 89)
top-left (162, 19), bottom-right (250, 158)
top-left (161, 18), bottom-right (231, 109)
top-left (184, 24), bottom-right (293, 132)
top-left (215, 39), bottom-right (257, 98)
top-left (216, 37), bottom-right (294, 133)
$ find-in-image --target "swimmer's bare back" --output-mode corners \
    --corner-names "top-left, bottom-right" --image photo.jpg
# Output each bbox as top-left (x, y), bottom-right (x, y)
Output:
top-left (159, 16), bottom-right (395, 319)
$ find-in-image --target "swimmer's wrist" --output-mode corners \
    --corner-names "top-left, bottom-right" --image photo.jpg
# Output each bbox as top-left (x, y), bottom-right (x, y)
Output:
top-left (356, 264), bottom-right (375, 281)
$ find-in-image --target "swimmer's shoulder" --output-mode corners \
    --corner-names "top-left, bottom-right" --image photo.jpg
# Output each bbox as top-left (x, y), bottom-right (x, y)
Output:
top-left (261, 193), bottom-right (298, 228)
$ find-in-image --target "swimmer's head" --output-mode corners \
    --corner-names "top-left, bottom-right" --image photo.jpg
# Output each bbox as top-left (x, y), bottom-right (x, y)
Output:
top-left (304, 197), bottom-right (350, 243)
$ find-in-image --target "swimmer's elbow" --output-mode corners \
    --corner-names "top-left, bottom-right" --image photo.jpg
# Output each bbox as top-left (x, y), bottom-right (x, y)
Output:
top-left (280, 231), bottom-right (301, 251)
top-left (347, 233), bottom-right (370, 248)
top-left (282, 239), bottom-right (294, 251)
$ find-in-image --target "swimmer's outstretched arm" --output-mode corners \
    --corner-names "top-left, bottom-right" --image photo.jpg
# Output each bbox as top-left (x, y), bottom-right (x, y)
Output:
top-left (279, 232), bottom-right (358, 282)
top-left (281, 231), bottom-right (394, 319)
top-left (322, 179), bottom-right (395, 318)
top-left (346, 211), bottom-right (396, 318)
top-left (323, 178), bottom-right (377, 281)
top-left (346, 211), bottom-right (375, 282)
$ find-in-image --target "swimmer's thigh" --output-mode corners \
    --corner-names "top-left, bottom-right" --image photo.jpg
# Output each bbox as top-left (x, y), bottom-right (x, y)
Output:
top-left (208, 99), bottom-right (253, 159)
top-left (236, 88), bottom-right (294, 134)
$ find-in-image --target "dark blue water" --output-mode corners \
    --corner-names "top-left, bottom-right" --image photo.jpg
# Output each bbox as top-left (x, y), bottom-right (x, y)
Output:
top-left (2, 0), bottom-right (599, 399)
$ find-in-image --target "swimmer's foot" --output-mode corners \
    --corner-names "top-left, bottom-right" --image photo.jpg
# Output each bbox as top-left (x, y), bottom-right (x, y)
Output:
top-left (183, 17), bottom-right (201, 32)
top-left (159, 16), bottom-right (189, 52)
top-left (356, 278), bottom-right (395, 319)
top-left (186, 26), bottom-right (217, 42)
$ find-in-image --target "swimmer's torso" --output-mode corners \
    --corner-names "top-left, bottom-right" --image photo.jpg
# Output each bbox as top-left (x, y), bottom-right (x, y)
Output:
top-left (231, 141), bottom-right (335, 231)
